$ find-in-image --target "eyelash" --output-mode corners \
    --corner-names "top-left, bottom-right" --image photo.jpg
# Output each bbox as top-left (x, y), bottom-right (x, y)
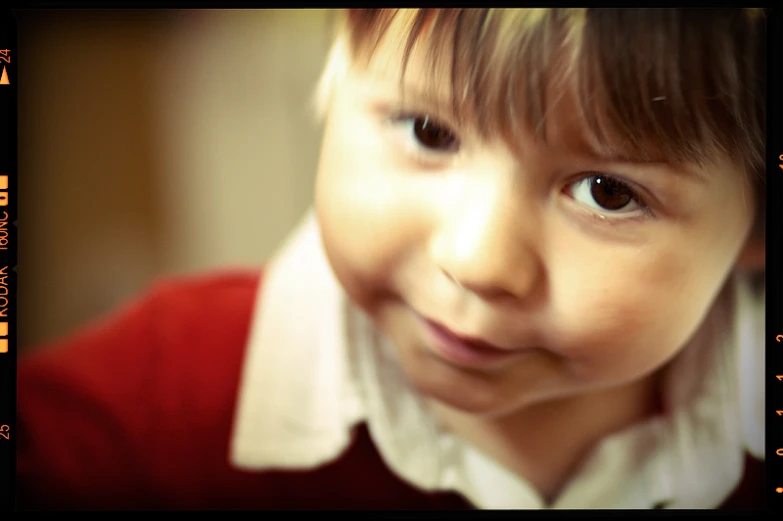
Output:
top-left (387, 112), bottom-right (461, 162)
top-left (385, 112), bottom-right (655, 226)
top-left (565, 174), bottom-right (654, 225)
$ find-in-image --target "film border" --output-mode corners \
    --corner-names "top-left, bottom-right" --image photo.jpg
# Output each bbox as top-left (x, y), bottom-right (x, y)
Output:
top-left (0, 8), bottom-right (16, 514)
top-left (0, 5), bottom-right (777, 514)
top-left (768, 4), bottom-right (783, 516)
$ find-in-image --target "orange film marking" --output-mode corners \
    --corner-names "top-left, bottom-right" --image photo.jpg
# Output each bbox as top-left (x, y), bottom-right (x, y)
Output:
top-left (0, 321), bottom-right (6, 354)
top-left (0, 175), bottom-right (7, 206)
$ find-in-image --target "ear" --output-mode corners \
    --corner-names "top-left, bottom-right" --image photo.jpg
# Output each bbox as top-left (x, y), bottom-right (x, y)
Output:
top-left (735, 233), bottom-right (765, 272)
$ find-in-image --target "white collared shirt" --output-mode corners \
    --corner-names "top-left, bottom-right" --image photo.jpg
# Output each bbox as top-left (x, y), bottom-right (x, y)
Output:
top-left (229, 210), bottom-right (765, 509)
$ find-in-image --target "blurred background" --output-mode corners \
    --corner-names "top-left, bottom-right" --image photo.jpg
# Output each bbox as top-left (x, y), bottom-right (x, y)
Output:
top-left (16, 10), bottom-right (335, 349)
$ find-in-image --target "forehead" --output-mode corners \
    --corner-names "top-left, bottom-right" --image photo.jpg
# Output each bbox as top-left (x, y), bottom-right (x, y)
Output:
top-left (355, 11), bottom-right (449, 92)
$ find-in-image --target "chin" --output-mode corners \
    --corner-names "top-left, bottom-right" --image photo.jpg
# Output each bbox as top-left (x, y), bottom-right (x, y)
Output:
top-left (425, 387), bottom-right (530, 420)
top-left (404, 353), bottom-right (532, 419)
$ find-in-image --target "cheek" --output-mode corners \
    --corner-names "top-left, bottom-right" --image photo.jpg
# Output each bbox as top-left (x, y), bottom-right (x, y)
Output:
top-left (314, 117), bottom-right (416, 310)
top-left (549, 235), bottom-right (732, 383)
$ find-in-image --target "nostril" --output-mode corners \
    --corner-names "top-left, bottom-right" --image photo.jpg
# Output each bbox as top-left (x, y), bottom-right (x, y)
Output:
top-left (441, 269), bottom-right (464, 289)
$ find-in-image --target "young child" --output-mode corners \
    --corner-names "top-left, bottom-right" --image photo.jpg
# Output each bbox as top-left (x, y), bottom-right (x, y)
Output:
top-left (16, 8), bottom-right (767, 510)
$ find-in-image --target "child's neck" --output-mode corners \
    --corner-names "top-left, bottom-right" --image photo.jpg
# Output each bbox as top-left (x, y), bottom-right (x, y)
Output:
top-left (428, 371), bottom-right (663, 505)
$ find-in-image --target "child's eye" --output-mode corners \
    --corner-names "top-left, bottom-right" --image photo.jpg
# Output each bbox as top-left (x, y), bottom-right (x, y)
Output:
top-left (567, 175), bottom-right (648, 215)
top-left (393, 114), bottom-right (460, 154)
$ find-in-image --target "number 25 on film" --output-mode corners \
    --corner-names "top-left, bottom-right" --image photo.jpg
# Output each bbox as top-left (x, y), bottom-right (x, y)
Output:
top-left (0, 425), bottom-right (8, 440)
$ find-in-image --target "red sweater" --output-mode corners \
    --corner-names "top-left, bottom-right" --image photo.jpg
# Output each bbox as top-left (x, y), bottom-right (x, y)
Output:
top-left (16, 271), bottom-right (766, 510)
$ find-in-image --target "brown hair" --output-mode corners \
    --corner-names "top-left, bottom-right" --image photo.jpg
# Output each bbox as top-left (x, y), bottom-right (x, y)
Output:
top-left (331, 8), bottom-right (766, 238)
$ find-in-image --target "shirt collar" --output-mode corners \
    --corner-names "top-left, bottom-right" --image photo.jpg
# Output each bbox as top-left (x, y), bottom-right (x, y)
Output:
top-left (229, 210), bottom-right (363, 470)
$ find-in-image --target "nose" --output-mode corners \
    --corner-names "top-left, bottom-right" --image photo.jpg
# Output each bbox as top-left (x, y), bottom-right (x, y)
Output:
top-left (429, 183), bottom-right (544, 303)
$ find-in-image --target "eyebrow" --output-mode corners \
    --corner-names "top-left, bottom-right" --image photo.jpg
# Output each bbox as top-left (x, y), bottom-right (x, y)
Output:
top-left (399, 82), bottom-right (461, 119)
top-left (559, 123), bottom-right (711, 183)
top-left (360, 74), bottom-right (459, 117)
top-left (586, 146), bottom-right (709, 183)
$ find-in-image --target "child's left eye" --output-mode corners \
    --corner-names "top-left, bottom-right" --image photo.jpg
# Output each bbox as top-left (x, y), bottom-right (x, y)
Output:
top-left (567, 175), bottom-right (648, 215)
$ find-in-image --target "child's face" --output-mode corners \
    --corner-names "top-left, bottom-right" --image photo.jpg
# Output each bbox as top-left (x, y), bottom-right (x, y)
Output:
top-left (314, 17), bottom-right (758, 417)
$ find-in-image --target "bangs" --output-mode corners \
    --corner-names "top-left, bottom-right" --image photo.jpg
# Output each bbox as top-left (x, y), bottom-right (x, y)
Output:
top-left (344, 8), bottom-right (765, 178)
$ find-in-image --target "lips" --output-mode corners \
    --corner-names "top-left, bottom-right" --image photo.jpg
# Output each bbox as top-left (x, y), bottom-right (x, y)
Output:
top-left (420, 316), bottom-right (519, 367)
top-left (427, 320), bottom-right (509, 353)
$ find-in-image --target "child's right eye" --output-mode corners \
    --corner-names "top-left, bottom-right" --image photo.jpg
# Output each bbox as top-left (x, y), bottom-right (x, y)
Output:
top-left (392, 114), bottom-right (460, 154)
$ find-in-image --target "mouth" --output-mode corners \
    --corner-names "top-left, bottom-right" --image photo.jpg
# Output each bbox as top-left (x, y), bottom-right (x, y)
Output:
top-left (419, 316), bottom-right (519, 368)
